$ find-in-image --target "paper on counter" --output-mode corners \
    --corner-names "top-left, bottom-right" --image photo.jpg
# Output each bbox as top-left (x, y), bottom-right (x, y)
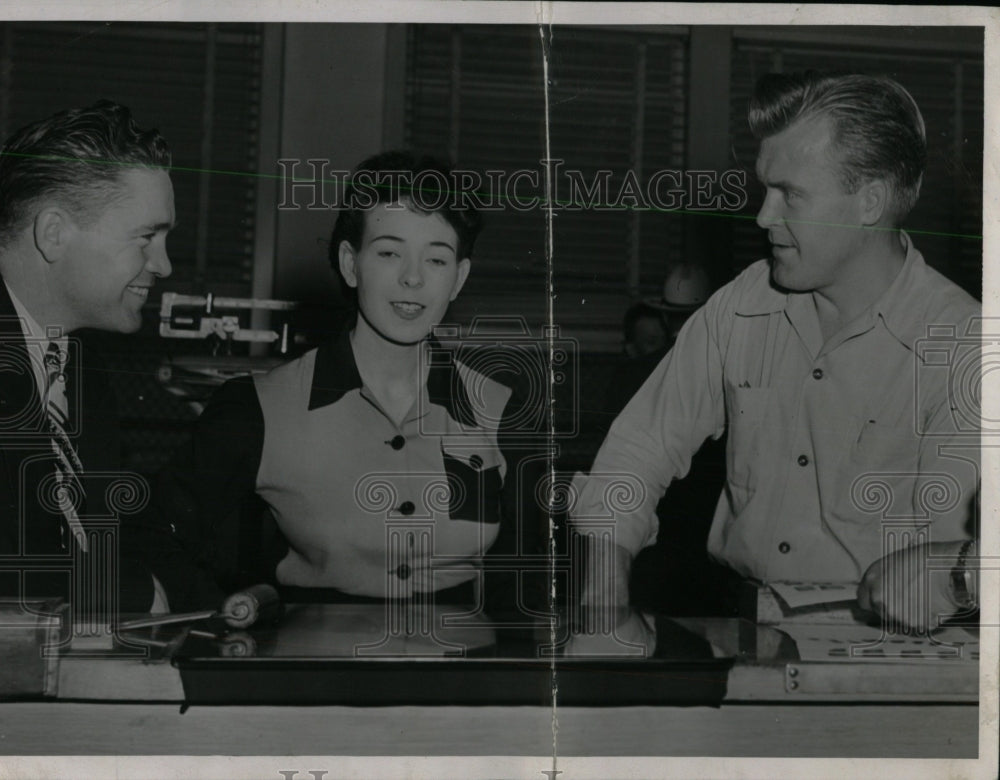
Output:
top-left (767, 580), bottom-right (858, 609)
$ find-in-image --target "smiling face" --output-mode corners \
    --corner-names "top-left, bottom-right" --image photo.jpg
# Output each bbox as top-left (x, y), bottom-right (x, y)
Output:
top-left (51, 167), bottom-right (175, 333)
top-left (755, 115), bottom-right (872, 296)
top-left (338, 202), bottom-right (471, 346)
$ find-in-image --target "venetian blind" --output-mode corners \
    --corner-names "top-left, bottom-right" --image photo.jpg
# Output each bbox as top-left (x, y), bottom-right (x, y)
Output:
top-left (728, 31), bottom-right (983, 300)
top-left (0, 21), bottom-right (263, 297)
top-left (405, 25), bottom-right (688, 348)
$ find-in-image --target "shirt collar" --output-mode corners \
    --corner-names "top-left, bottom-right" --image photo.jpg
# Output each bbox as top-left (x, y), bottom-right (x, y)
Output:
top-left (866, 231), bottom-right (935, 351)
top-left (308, 325), bottom-right (364, 410)
top-left (732, 262), bottom-right (789, 317)
top-left (733, 232), bottom-right (931, 351)
top-left (816, 231), bottom-right (931, 352)
top-left (5, 280), bottom-right (45, 343)
top-left (307, 322), bottom-right (478, 427)
top-left (4, 280), bottom-right (69, 352)
top-left (425, 337), bottom-right (478, 428)
top-left (3, 280), bottom-right (69, 401)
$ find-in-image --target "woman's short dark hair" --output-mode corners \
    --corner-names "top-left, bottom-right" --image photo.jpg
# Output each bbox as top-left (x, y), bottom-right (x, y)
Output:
top-left (749, 71), bottom-right (926, 224)
top-left (328, 150), bottom-right (484, 273)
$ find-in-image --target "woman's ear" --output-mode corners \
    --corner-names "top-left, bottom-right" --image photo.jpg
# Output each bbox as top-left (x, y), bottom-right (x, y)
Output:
top-left (338, 240), bottom-right (359, 288)
top-left (450, 258), bottom-right (471, 301)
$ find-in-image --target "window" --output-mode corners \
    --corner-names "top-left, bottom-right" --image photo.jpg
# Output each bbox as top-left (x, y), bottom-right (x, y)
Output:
top-left (0, 21), bottom-right (265, 474)
top-left (728, 27), bottom-right (983, 299)
top-left (405, 24), bottom-right (688, 349)
top-left (0, 21), bottom-right (263, 297)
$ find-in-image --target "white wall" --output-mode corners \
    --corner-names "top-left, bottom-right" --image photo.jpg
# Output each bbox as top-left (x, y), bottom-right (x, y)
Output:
top-left (270, 23), bottom-right (397, 304)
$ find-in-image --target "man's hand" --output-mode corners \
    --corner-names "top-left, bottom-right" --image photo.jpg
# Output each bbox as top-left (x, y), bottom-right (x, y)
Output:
top-left (579, 539), bottom-right (633, 610)
top-left (564, 607), bottom-right (656, 658)
top-left (570, 541), bottom-right (647, 656)
top-left (857, 540), bottom-right (975, 631)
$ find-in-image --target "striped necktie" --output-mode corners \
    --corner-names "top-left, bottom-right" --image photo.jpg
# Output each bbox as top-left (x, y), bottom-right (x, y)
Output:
top-left (44, 342), bottom-right (88, 553)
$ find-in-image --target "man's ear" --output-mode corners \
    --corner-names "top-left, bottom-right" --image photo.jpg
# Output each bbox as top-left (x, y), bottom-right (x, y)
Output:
top-left (338, 240), bottom-right (359, 288)
top-left (450, 258), bottom-right (471, 301)
top-left (859, 179), bottom-right (890, 227)
top-left (33, 207), bottom-right (74, 263)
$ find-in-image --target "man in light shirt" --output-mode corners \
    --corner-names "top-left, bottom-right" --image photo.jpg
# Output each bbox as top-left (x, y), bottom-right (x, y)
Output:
top-left (0, 101), bottom-right (175, 614)
top-left (572, 72), bottom-right (980, 630)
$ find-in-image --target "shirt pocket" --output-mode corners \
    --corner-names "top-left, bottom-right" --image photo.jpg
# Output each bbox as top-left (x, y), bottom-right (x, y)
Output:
top-left (849, 419), bottom-right (919, 469)
top-left (725, 384), bottom-right (771, 488)
top-left (836, 419), bottom-right (920, 521)
top-left (440, 440), bottom-right (503, 524)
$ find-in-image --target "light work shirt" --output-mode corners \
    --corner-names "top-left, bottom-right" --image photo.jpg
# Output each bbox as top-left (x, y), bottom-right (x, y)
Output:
top-left (572, 234), bottom-right (980, 583)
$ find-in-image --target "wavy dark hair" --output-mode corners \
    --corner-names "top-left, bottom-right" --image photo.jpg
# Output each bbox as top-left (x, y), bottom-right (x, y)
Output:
top-left (0, 100), bottom-right (171, 247)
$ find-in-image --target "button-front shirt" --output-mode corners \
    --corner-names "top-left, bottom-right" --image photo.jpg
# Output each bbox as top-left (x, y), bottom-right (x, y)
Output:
top-left (156, 325), bottom-right (542, 602)
top-left (255, 331), bottom-right (513, 596)
top-left (572, 235), bottom-right (980, 583)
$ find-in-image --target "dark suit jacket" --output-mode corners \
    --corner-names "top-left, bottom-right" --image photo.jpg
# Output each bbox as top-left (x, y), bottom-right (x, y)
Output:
top-left (0, 280), bottom-right (154, 612)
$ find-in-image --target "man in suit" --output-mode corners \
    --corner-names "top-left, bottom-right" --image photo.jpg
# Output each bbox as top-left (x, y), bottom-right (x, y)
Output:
top-left (0, 101), bottom-right (174, 614)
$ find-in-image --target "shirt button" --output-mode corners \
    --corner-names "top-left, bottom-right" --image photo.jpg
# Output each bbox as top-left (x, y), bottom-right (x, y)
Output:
top-left (399, 501), bottom-right (415, 515)
top-left (469, 454), bottom-right (483, 470)
top-left (390, 435), bottom-right (405, 450)
top-left (778, 541), bottom-right (791, 554)
top-left (812, 368), bottom-right (823, 380)
top-left (396, 564), bottom-right (411, 580)
top-left (797, 454), bottom-right (809, 467)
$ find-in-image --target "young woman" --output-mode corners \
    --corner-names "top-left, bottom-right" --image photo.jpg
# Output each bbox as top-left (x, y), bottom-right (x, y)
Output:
top-left (143, 152), bottom-right (544, 612)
